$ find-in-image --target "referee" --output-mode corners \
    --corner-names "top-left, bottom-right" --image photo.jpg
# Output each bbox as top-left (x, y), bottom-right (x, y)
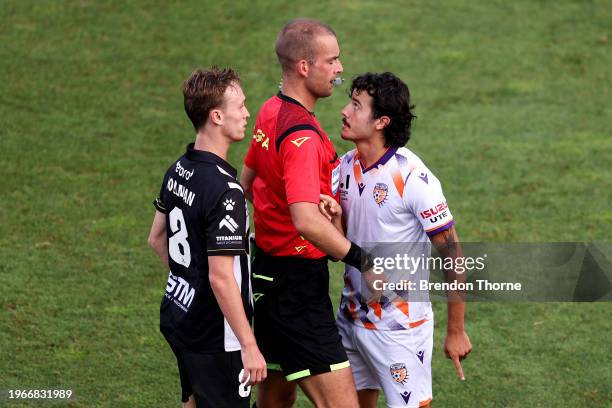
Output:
top-left (148, 67), bottom-right (266, 407)
top-left (241, 19), bottom-right (369, 408)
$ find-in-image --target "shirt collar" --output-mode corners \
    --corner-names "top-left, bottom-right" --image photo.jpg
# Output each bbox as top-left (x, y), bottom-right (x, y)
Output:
top-left (277, 91), bottom-right (315, 116)
top-left (356, 147), bottom-right (398, 173)
top-left (184, 143), bottom-right (237, 177)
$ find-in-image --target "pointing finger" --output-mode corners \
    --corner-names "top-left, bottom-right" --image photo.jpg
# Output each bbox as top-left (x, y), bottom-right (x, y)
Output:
top-left (452, 355), bottom-right (465, 381)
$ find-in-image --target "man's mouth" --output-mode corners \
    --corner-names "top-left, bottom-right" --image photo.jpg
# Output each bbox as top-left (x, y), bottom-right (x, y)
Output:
top-left (342, 118), bottom-right (350, 128)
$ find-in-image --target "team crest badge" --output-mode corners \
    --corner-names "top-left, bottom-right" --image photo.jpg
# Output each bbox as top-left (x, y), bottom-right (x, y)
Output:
top-left (373, 183), bottom-right (388, 207)
top-left (390, 363), bottom-right (408, 385)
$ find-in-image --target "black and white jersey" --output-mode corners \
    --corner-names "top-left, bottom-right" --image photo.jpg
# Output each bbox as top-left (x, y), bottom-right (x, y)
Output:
top-left (153, 143), bottom-right (251, 353)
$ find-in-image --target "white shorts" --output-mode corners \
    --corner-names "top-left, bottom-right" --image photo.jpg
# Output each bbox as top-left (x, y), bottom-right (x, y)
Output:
top-left (338, 318), bottom-right (433, 408)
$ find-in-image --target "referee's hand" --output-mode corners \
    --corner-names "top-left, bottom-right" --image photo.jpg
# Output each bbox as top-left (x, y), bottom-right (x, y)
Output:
top-left (240, 343), bottom-right (267, 386)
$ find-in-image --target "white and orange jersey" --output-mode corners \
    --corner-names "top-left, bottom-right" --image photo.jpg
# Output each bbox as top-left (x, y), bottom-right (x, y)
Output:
top-left (338, 146), bottom-right (454, 330)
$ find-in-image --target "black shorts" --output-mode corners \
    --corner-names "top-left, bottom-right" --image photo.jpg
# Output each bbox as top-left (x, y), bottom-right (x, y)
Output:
top-left (164, 335), bottom-right (250, 407)
top-left (251, 250), bottom-right (349, 381)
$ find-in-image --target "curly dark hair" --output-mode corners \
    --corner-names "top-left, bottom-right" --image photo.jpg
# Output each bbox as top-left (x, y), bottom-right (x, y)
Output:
top-left (349, 72), bottom-right (416, 147)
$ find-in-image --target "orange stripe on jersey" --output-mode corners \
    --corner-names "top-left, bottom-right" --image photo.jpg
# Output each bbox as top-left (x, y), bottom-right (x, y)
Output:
top-left (353, 157), bottom-right (363, 186)
top-left (391, 168), bottom-right (404, 198)
top-left (369, 302), bottom-right (382, 319)
top-left (363, 321), bottom-right (377, 330)
top-left (393, 299), bottom-right (409, 317)
top-left (419, 398), bottom-right (432, 407)
top-left (409, 318), bottom-right (427, 328)
top-left (425, 218), bottom-right (454, 232)
top-left (348, 302), bottom-right (359, 319)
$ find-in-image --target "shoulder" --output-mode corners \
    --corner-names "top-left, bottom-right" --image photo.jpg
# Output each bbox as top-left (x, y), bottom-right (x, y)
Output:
top-left (276, 125), bottom-right (323, 153)
top-left (340, 149), bottom-right (357, 168)
top-left (276, 101), bottom-right (320, 138)
top-left (386, 148), bottom-right (445, 193)
top-left (260, 95), bottom-right (280, 112)
top-left (254, 95), bottom-right (283, 130)
top-left (403, 166), bottom-right (443, 199)
top-left (196, 162), bottom-right (244, 197)
top-left (160, 155), bottom-right (189, 192)
top-left (164, 155), bottom-right (185, 176)
top-left (394, 147), bottom-right (426, 168)
top-left (273, 100), bottom-right (324, 152)
top-left (391, 147), bottom-right (432, 177)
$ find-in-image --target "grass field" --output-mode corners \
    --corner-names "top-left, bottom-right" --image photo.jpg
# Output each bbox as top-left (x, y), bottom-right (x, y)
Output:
top-left (1, 0), bottom-right (611, 406)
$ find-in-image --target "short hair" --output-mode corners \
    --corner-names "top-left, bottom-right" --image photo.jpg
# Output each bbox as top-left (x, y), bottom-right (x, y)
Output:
top-left (275, 18), bottom-right (336, 72)
top-left (350, 72), bottom-right (416, 147)
top-left (182, 67), bottom-right (240, 131)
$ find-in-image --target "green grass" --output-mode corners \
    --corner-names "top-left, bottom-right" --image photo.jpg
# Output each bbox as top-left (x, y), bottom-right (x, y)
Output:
top-left (1, 0), bottom-right (611, 406)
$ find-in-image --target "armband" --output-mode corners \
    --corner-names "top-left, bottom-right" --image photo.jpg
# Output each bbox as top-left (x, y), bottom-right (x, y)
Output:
top-left (342, 241), bottom-right (375, 273)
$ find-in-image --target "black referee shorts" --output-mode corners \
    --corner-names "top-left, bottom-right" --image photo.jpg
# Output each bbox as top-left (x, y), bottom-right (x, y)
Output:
top-left (163, 335), bottom-right (250, 407)
top-left (251, 249), bottom-right (349, 381)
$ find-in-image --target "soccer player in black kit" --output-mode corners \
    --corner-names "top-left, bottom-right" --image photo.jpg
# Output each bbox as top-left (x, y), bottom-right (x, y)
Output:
top-left (148, 67), bottom-right (266, 408)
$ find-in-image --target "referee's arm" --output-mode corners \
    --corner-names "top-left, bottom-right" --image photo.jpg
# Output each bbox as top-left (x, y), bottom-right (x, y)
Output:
top-left (239, 165), bottom-right (256, 202)
top-left (290, 202), bottom-right (352, 260)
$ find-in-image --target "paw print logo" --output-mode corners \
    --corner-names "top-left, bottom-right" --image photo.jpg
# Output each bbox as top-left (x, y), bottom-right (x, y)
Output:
top-left (223, 199), bottom-right (235, 211)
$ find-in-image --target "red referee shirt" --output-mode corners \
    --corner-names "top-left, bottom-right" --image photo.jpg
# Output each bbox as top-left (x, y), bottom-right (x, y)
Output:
top-left (244, 92), bottom-right (340, 258)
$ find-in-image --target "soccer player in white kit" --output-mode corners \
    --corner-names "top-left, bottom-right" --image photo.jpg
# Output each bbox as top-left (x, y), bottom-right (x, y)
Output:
top-left (320, 72), bottom-right (472, 408)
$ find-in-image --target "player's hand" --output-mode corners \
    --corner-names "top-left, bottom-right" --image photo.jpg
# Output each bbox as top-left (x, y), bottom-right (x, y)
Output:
top-left (240, 342), bottom-right (267, 386)
top-left (319, 194), bottom-right (341, 221)
top-left (444, 329), bottom-right (472, 381)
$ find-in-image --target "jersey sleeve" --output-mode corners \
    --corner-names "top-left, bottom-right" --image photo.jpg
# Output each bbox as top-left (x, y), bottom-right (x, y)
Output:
top-left (404, 167), bottom-right (454, 237)
top-left (244, 120), bottom-right (264, 170)
top-left (152, 173), bottom-right (168, 213)
top-left (244, 132), bottom-right (258, 171)
top-left (206, 188), bottom-right (247, 256)
top-left (279, 129), bottom-right (322, 205)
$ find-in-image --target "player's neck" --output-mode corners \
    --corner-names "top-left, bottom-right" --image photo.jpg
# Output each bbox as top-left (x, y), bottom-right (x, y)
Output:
top-left (281, 79), bottom-right (317, 112)
top-left (356, 137), bottom-right (387, 169)
top-left (194, 131), bottom-right (230, 161)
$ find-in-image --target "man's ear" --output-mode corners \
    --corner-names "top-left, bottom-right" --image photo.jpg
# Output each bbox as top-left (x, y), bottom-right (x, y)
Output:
top-left (209, 109), bottom-right (223, 126)
top-left (375, 116), bottom-right (390, 130)
top-left (296, 59), bottom-right (310, 78)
